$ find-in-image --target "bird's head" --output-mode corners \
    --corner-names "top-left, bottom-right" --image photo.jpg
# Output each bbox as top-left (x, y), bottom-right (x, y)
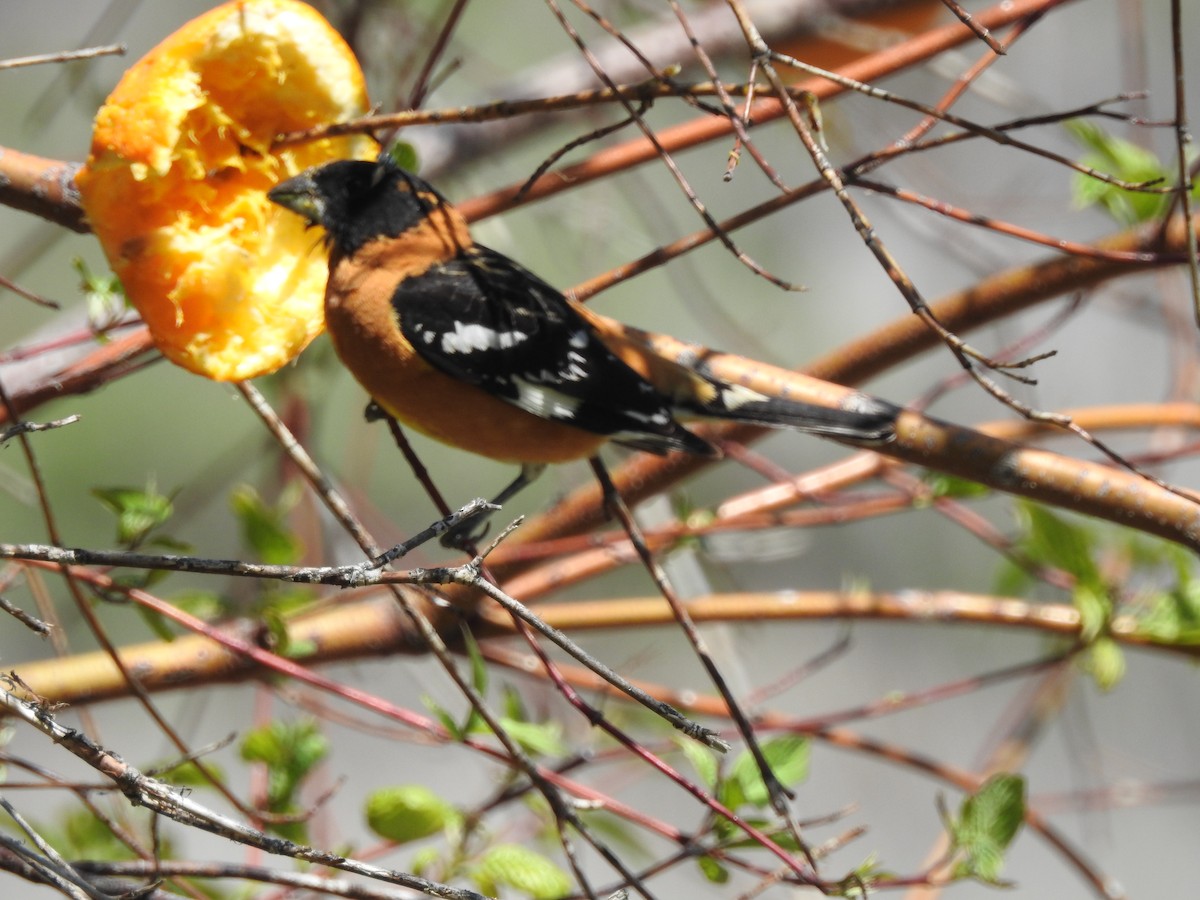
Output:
top-left (268, 157), bottom-right (448, 256)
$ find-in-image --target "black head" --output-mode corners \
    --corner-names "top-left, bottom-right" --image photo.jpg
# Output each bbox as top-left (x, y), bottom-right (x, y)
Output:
top-left (268, 158), bottom-right (448, 256)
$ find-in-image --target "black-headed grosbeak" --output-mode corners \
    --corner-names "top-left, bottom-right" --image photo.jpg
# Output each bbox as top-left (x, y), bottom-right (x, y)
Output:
top-left (268, 158), bottom-right (899, 533)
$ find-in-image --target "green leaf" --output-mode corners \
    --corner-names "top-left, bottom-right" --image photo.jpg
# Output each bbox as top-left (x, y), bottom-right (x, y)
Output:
top-left (697, 855), bottom-right (729, 883)
top-left (283, 637), bottom-right (319, 659)
top-left (258, 611), bottom-right (287, 656)
top-left (1066, 120), bottom-right (1174, 224)
top-left (424, 696), bottom-right (464, 741)
top-left (949, 773), bottom-right (1026, 883)
top-left (460, 708), bottom-right (487, 740)
top-left (1137, 581), bottom-right (1200, 643)
top-left (716, 774), bottom-right (746, 815)
top-left (230, 484), bottom-right (303, 566)
top-left (993, 559), bottom-right (1032, 598)
top-left (472, 844), bottom-right (572, 900)
top-left (1015, 502), bottom-right (1099, 586)
top-left (387, 141), bottom-right (420, 171)
top-left (1073, 582), bottom-right (1112, 644)
top-left (719, 817), bottom-right (806, 852)
top-left (1168, 543), bottom-right (1197, 585)
top-left (922, 473), bottom-right (990, 501)
top-left (497, 717), bottom-right (567, 757)
top-left (572, 807), bottom-right (648, 858)
top-left (669, 494), bottom-right (716, 544)
top-left (92, 485), bottom-right (174, 547)
top-left (677, 735), bottom-right (719, 789)
top-left (155, 759), bottom-right (223, 787)
top-left (409, 846), bottom-right (441, 876)
top-left (963, 774), bottom-right (1025, 846)
top-left (833, 853), bottom-right (888, 897)
top-left (365, 785), bottom-right (459, 844)
top-left (1134, 550), bottom-right (1200, 644)
top-left (711, 810), bottom-right (740, 843)
top-left (74, 258), bottom-right (126, 330)
top-left (171, 590), bottom-right (228, 622)
top-left (502, 685), bottom-right (529, 722)
top-left (43, 808), bottom-right (142, 862)
top-left (1083, 636), bottom-right (1126, 691)
top-left (240, 719), bottom-right (328, 811)
top-left (730, 736), bottom-right (809, 808)
top-left (287, 725), bottom-right (329, 773)
top-left (135, 603), bottom-right (179, 642)
top-left (460, 626), bottom-right (488, 696)
top-left (759, 736), bottom-right (810, 789)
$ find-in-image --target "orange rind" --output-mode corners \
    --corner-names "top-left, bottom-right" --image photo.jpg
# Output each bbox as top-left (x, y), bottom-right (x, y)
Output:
top-left (76, 0), bottom-right (377, 381)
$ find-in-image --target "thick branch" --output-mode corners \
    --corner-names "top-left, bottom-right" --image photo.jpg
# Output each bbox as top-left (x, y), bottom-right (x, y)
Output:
top-left (0, 148), bottom-right (86, 232)
top-left (481, 213), bottom-right (1200, 562)
top-left (4, 583), bottom-right (1189, 712)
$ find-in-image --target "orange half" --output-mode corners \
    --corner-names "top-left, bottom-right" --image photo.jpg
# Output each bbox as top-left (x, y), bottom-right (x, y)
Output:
top-left (76, 0), bottom-right (377, 381)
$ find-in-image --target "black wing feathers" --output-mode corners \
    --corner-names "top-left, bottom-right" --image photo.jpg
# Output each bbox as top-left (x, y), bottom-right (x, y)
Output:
top-left (677, 387), bottom-right (900, 442)
top-left (394, 245), bottom-right (716, 456)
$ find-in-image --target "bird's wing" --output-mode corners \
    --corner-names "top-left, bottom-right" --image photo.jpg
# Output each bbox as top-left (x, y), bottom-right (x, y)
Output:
top-left (393, 244), bottom-right (716, 456)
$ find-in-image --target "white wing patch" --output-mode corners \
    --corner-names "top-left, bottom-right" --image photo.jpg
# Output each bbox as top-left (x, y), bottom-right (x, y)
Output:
top-left (616, 406), bottom-right (672, 427)
top-left (720, 383), bottom-right (771, 410)
top-left (440, 321), bottom-right (530, 355)
top-left (513, 378), bottom-right (584, 421)
top-left (533, 349), bottom-right (588, 383)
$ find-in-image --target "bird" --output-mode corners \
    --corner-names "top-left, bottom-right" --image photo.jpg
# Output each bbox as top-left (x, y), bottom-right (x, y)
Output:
top-left (268, 157), bottom-right (899, 545)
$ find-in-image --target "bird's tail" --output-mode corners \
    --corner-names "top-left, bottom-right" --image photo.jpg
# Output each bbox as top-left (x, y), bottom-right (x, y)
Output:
top-left (678, 380), bottom-right (899, 443)
top-left (635, 328), bottom-right (901, 444)
top-left (569, 300), bottom-right (900, 445)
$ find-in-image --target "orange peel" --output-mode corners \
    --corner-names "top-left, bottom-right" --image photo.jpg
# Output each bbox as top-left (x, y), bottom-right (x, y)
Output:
top-left (76, 0), bottom-right (377, 381)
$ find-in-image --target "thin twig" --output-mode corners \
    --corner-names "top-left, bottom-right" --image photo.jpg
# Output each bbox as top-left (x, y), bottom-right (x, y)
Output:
top-left (0, 43), bottom-right (123, 70)
top-left (0, 687), bottom-right (492, 900)
top-left (0, 594), bottom-right (52, 636)
top-left (0, 795), bottom-right (105, 900)
top-left (238, 386), bottom-right (636, 898)
top-left (74, 858), bottom-right (430, 900)
top-left (515, 101), bottom-right (652, 203)
top-left (0, 832), bottom-right (94, 900)
top-left (765, 49), bottom-right (1169, 195)
top-left (665, 0), bottom-right (786, 189)
top-left (588, 458), bottom-right (816, 868)
top-left (935, 0), bottom-right (1006, 54)
top-left (403, 0), bottom-right (470, 112)
top-left (0, 416), bottom-right (79, 445)
top-left (1165, 0), bottom-right (1200, 325)
top-left (274, 79), bottom-right (814, 146)
top-left (0, 273), bottom-right (60, 309)
top-left (0, 375), bottom-right (251, 820)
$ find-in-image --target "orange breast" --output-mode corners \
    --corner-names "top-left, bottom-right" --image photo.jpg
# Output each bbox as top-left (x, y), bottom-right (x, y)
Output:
top-left (324, 231), bottom-right (608, 465)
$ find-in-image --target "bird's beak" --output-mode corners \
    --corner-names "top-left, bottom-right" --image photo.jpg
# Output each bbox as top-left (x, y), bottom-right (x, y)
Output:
top-left (267, 173), bottom-right (325, 226)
